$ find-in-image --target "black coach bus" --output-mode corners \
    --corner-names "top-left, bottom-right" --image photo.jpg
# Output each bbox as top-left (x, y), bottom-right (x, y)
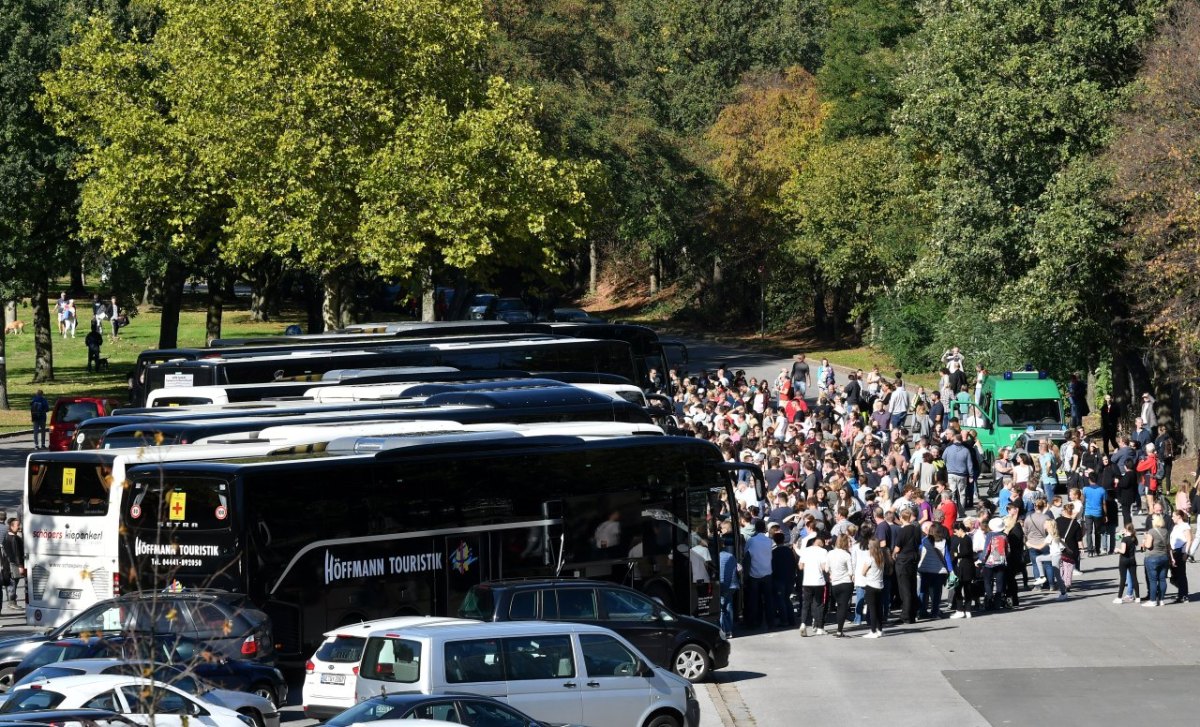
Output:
top-left (120, 434), bottom-right (762, 660)
top-left (99, 387), bottom-right (654, 448)
top-left (142, 338), bottom-right (638, 403)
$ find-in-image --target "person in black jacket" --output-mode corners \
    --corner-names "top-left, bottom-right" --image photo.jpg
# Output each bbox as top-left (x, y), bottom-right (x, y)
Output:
top-left (1099, 395), bottom-right (1121, 453)
top-left (2, 518), bottom-right (24, 610)
top-left (1003, 503), bottom-right (1026, 605)
top-left (949, 521), bottom-right (977, 618)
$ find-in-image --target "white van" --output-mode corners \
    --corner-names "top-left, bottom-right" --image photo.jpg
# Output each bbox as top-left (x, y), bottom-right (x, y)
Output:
top-left (355, 621), bottom-right (698, 727)
top-left (302, 617), bottom-right (477, 720)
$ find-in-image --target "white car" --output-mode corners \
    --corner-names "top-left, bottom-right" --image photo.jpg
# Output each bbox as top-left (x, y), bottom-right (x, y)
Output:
top-left (0, 674), bottom-right (255, 727)
top-left (302, 617), bottom-right (476, 720)
top-left (13, 660), bottom-right (279, 727)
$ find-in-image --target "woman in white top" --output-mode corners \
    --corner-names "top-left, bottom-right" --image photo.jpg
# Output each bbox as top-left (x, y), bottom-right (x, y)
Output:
top-left (1169, 510), bottom-right (1192, 603)
top-left (859, 538), bottom-right (887, 638)
top-left (1011, 453), bottom-right (1033, 491)
top-left (828, 533), bottom-right (856, 637)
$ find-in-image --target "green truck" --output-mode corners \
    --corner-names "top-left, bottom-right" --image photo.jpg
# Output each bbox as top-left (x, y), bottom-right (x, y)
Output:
top-left (946, 369), bottom-right (1066, 470)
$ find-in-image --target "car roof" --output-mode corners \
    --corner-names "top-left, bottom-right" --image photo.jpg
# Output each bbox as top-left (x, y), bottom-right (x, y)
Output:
top-left (367, 620), bottom-right (620, 639)
top-left (320, 617), bottom-right (476, 639)
top-left (11, 674), bottom-right (156, 691)
top-left (0, 709), bottom-right (134, 725)
top-left (474, 578), bottom-right (619, 590)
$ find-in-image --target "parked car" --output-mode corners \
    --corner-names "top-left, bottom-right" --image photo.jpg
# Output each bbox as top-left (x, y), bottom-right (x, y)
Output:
top-left (355, 620), bottom-right (698, 727)
top-left (302, 617), bottom-right (474, 720)
top-left (0, 590), bottom-right (274, 691)
top-left (466, 294), bottom-right (498, 320)
top-left (50, 397), bottom-right (124, 451)
top-left (539, 308), bottom-right (606, 324)
top-left (458, 579), bottom-right (729, 683)
top-left (12, 639), bottom-right (286, 707)
top-left (14, 660), bottom-right (280, 727)
top-left (326, 693), bottom-right (579, 727)
top-left (490, 298), bottom-right (534, 323)
top-left (0, 708), bottom-right (141, 727)
top-left (0, 674), bottom-right (255, 727)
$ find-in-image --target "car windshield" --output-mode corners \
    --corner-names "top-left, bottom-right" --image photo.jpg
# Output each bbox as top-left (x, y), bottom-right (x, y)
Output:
top-left (469, 295), bottom-right (496, 307)
top-left (495, 300), bottom-right (525, 311)
top-left (326, 699), bottom-right (401, 727)
top-left (314, 635), bottom-right (367, 663)
top-left (56, 401), bottom-right (102, 424)
top-left (16, 665), bottom-right (86, 686)
top-left (0, 688), bottom-right (67, 713)
top-left (22, 642), bottom-right (103, 671)
top-left (996, 399), bottom-right (1063, 427)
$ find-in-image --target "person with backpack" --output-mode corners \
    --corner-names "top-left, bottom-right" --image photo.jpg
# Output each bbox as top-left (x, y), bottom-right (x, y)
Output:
top-left (979, 517), bottom-right (1009, 610)
top-left (1136, 442), bottom-right (1162, 514)
top-left (85, 321), bottom-right (104, 372)
top-left (28, 390), bottom-right (49, 450)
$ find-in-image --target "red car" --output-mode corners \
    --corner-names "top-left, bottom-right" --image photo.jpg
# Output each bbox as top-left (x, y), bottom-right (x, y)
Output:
top-left (49, 396), bottom-right (124, 451)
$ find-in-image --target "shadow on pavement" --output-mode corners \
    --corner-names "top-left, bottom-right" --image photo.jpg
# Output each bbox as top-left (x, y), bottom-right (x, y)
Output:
top-left (712, 670), bottom-right (767, 684)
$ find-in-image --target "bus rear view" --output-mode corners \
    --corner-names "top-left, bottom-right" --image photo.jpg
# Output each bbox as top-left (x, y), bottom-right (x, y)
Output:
top-left (24, 455), bottom-right (119, 626)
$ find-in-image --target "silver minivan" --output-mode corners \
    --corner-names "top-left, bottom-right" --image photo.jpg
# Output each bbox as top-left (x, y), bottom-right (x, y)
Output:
top-left (354, 621), bottom-right (699, 727)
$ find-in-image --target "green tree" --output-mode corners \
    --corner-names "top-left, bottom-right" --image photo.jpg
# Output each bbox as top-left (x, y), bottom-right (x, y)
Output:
top-left (817, 0), bottom-right (919, 140)
top-left (893, 0), bottom-right (1162, 365)
top-left (43, 0), bottom-right (592, 330)
top-left (0, 0), bottom-right (97, 388)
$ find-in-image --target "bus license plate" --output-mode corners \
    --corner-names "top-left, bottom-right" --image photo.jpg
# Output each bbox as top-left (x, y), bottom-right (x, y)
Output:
top-left (58, 589), bottom-right (83, 600)
top-left (320, 674), bottom-right (346, 685)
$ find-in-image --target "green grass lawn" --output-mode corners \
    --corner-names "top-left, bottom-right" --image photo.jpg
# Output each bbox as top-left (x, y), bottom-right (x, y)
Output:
top-left (0, 295), bottom-right (304, 432)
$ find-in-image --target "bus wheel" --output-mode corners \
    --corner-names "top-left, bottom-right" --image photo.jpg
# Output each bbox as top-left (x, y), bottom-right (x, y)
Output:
top-left (672, 643), bottom-right (711, 682)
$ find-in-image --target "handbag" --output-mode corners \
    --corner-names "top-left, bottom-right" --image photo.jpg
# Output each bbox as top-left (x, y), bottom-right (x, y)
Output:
top-left (947, 572), bottom-right (960, 589)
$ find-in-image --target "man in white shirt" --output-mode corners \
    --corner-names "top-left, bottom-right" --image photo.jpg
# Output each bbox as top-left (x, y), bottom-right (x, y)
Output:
top-left (1140, 393), bottom-right (1157, 428)
top-left (797, 535), bottom-right (830, 636)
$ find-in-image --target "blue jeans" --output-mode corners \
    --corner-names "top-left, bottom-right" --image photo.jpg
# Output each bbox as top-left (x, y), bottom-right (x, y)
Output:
top-left (32, 420), bottom-right (46, 448)
top-left (890, 412), bottom-right (906, 430)
top-left (1028, 546), bottom-right (1049, 581)
top-left (1146, 554), bottom-right (1170, 603)
top-left (852, 586), bottom-right (866, 624)
top-left (720, 592), bottom-right (737, 636)
top-left (920, 572), bottom-right (947, 618)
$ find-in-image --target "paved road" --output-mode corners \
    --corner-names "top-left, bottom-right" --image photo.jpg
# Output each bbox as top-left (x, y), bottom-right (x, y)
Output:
top-left (3, 341), bottom-right (1196, 726)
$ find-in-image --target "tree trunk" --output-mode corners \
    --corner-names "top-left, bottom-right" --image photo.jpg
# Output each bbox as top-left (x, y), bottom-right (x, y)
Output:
top-left (712, 255), bottom-right (723, 286)
top-left (812, 282), bottom-right (827, 339)
top-left (649, 252), bottom-right (659, 296)
top-left (31, 276), bottom-right (54, 383)
top-left (298, 273), bottom-right (324, 334)
top-left (70, 262), bottom-right (84, 295)
top-left (157, 260), bottom-right (186, 349)
top-left (249, 260), bottom-right (280, 323)
top-left (205, 271), bottom-right (224, 345)
top-left (4, 301), bottom-right (15, 327)
top-left (320, 268), bottom-right (356, 331)
top-left (0, 317), bottom-right (8, 409)
top-left (141, 277), bottom-right (153, 307)
top-left (420, 266), bottom-right (435, 322)
top-left (588, 239), bottom-right (598, 295)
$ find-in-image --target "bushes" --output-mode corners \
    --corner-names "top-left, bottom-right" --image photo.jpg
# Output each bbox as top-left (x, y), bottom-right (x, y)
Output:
top-left (869, 296), bottom-right (944, 372)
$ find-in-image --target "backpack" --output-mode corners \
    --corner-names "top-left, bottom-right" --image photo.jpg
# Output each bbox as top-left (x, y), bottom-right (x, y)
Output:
top-left (29, 397), bottom-right (47, 417)
top-left (1159, 437), bottom-right (1175, 461)
top-left (1154, 457), bottom-right (1165, 482)
top-left (984, 533), bottom-right (1008, 567)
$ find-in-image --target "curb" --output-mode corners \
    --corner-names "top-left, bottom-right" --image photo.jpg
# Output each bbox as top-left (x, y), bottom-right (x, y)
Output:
top-left (0, 430), bottom-right (32, 441)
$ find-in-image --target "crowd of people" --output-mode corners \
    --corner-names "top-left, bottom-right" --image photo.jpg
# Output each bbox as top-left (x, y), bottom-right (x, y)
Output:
top-left (655, 354), bottom-right (1199, 638)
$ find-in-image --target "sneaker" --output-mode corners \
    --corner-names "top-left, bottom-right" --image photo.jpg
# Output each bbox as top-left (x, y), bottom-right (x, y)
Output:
top-left (1056, 594), bottom-right (1069, 601)
top-left (1122, 596), bottom-right (1134, 603)
top-left (812, 628), bottom-right (827, 636)
top-left (1142, 601), bottom-right (1157, 608)
top-left (1112, 597), bottom-right (1124, 604)
top-left (950, 611), bottom-right (965, 619)
top-left (863, 631), bottom-right (881, 639)
top-left (1158, 600), bottom-right (1165, 607)
top-left (1033, 577), bottom-right (1046, 586)
top-left (964, 611), bottom-right (972, 618)
top-left (800, 626), bottom-right (808, 637)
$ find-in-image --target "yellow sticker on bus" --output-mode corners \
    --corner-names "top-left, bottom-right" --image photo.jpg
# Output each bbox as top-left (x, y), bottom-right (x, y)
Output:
top-left (62, 468), bottom-right (76, 495)
top-left (168, 491), bottom-right (187, 521)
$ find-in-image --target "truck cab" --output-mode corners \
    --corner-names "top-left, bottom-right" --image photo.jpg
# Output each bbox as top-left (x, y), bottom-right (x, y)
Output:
top-left (947, 369), bottom-right (1065, 468)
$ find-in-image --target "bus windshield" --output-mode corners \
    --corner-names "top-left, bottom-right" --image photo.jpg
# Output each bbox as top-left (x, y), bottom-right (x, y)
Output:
top-left (126, 478), bottom-right (232, 532)
top-left (996, 399), bottom-right (1063, 427)
top-left (28, 463), bottom-right (111, 516)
